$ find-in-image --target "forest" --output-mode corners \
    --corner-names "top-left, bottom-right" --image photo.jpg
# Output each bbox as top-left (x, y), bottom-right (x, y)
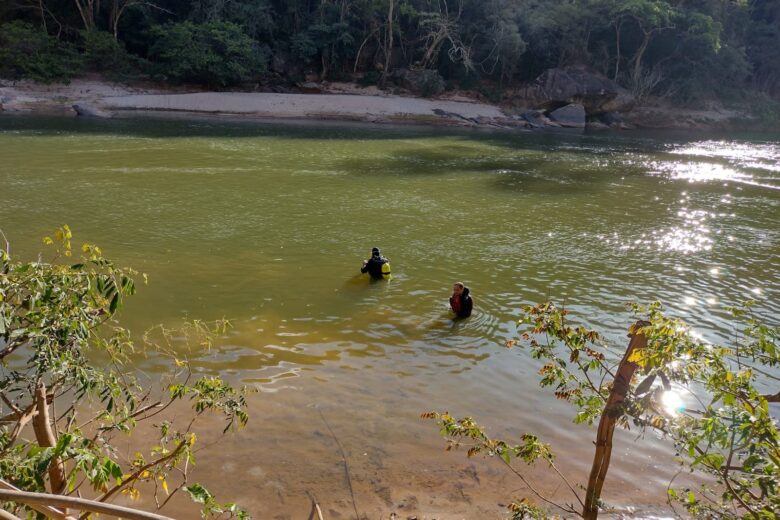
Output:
top-left (1, 1), bottom-right (779, 106)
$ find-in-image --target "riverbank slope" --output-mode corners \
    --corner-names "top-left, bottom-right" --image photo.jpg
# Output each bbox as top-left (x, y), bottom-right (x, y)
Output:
top-left (0, 77), bottom-right (758, 131)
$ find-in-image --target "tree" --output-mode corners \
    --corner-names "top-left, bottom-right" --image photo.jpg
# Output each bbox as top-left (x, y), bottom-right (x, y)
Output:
top-left (0, 226), bottom-right (250, 519)
top-left (289, 0), bottom-right (356, 80)
top-left (462, 0), bottom-right (527, 85)
top-left (426, 300), bottom-right (780, 519)
top-left (108, 0), bottom-right (172, 40)
top-left (416, 0), bottom-right (471, 72)
top-left (599, 0), bottom-right (677, 83)
top-left (747, 0), bottom-right (780, 97)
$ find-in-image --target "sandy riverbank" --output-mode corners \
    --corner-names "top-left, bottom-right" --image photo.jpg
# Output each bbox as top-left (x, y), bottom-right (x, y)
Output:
top-left (1, 77), bottom-right (759, 131)
top-left (0, 78), bottom-right (518, 128)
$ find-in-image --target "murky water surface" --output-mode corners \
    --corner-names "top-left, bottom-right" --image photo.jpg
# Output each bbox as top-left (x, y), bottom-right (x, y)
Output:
top-left (1, 116), bottom-right (778, 518)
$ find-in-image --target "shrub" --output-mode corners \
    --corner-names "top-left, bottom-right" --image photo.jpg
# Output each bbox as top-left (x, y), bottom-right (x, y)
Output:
top-left (356, 71), bottom-right (379, 87)
top-left (411, 69), bottom-right (445, 97)
top-left (147, 21), bottom-right (266, 87)
top-left (81, 30), bottom-right (134, 74)
top-left (0, 21), bottom-right (82, 83)
top-left (748, 94), bottom-right (780, 130)
top-left (477, 85), bottom-right (503, 103)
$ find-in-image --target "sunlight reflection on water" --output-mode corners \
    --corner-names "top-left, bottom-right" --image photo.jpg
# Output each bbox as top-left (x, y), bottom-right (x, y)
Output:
top-left (652, 140), bottom-right (780, 190)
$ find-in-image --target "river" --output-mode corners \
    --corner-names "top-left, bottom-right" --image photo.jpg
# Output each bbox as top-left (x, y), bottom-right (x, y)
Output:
top-left (1, 115), bottom-right (778, 518)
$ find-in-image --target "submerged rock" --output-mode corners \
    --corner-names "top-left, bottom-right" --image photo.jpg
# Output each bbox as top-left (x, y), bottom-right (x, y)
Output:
top-left (72, 103), bottom-right (110, 118)
top-left (521, 109), bottom-right (547, 128)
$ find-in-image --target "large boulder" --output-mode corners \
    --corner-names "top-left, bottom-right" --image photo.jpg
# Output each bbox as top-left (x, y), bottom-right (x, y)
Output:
top-left (529, 67), bottom-right (634, 115)
top-left (548, 103), bottom-right (586, 128)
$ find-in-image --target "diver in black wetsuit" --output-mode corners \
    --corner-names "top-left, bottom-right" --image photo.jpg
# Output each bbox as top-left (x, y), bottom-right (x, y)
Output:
top-left (361, 247), bottom-right (390, 280)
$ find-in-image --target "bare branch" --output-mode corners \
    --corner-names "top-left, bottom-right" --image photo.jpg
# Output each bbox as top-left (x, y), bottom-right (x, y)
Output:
top-left (0, 489), bottom-right (173, 520)
top-left (761, 391), bottom-right (780, 403)
top-left (0, 480), bottom-right (70, 520)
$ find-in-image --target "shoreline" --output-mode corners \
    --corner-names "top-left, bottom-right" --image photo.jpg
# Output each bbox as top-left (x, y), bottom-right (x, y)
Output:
top-left (0, 78), bottom-right (526, 130)
top-left (0, 77), bottom-right (759, 132)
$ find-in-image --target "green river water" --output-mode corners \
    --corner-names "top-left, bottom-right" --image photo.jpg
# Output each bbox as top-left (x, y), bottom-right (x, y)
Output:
top-left (1, 115), bottom-right (779, 518)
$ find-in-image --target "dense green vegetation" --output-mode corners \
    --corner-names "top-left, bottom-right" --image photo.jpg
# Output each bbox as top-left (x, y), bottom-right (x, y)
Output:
top-left (1, 0), bottom-right (778, 104)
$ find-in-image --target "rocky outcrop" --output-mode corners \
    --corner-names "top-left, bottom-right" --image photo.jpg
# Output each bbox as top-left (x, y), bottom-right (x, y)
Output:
top-left (601, 111), bottom-right (624, 126)
top-left (527, 67), bottom-right (634, 115)
top-left (549, 103), bottom-right (586, 128)
top-left (521, 109), bottom-right (549, 128)
top-left (72, 103), bottom-right (111, 118)
top-left (295, 82), bottom-right (323, 93)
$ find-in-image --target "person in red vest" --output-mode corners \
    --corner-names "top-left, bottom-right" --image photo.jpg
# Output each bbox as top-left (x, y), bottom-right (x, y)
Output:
top-left (449, 282), bottom-right (473, 318)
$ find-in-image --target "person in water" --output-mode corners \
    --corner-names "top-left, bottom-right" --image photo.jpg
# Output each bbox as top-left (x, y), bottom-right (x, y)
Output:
top-left (450, 282), bottom-right (473, 318)
top-left (361, 247), bottom-right (391, 280)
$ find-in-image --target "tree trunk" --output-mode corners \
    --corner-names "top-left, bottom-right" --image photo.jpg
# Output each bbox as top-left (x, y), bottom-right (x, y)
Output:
top-left (73, 0), bottom-right (95, 31)
top-left (582, 321), bottom-right (649, 520)
top-left (38, 0), bottom-right (47, 33)
top-left (631, 28), bottom-right (651, 81)
top-left (111, 0), bottom-right (119, 38)
top-left (32, 382), bottom-right (67, 496)
top-left (381, 0), bottom-right (395, 85)
top-left (421, 30), bottom-right (447, 68)
top-left (354, 27), bottom-right (379, 73)
top-left (613, 18), bottom-right (622, 81)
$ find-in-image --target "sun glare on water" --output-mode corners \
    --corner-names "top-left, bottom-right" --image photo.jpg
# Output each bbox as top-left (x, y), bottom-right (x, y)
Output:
top-left (655, 140), bottom-right (780, 190)
top-left (661, 390), bottom-right (685, 416)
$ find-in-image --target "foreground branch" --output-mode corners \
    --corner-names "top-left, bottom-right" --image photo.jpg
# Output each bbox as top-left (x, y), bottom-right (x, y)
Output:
top-left (0, 490), bottom-right (173, 520)
top-left (0, 480), bottom-right (70, 520)
top-left (762, 391), bottom-right (780, 403)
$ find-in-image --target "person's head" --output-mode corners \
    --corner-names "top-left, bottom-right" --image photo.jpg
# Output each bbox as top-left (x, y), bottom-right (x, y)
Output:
top-left (371, 247), bottom-right (381, 257)
top-left (452, 282), bottom-right (465, 296)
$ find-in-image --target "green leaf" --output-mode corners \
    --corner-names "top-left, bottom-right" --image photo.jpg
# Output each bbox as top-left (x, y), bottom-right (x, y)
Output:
top-left (185, 483), bottom-right (213, 504)
top-left (500, 450), bottom-right (511, 465)
top-left (109, 292), bottom-right (119, 314)
top-left (104, 459), bottom-right (123, 480)
top-left (634, 374), bottom-right (656, 395)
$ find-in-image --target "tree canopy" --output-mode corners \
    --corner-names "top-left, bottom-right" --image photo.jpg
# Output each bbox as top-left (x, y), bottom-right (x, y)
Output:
top-left (0, 0), bottom-right (778, 103)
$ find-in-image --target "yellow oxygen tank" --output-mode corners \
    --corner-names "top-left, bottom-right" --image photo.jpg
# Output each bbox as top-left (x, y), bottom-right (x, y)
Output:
top-left (381, 262), bottom-right (392, 280)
